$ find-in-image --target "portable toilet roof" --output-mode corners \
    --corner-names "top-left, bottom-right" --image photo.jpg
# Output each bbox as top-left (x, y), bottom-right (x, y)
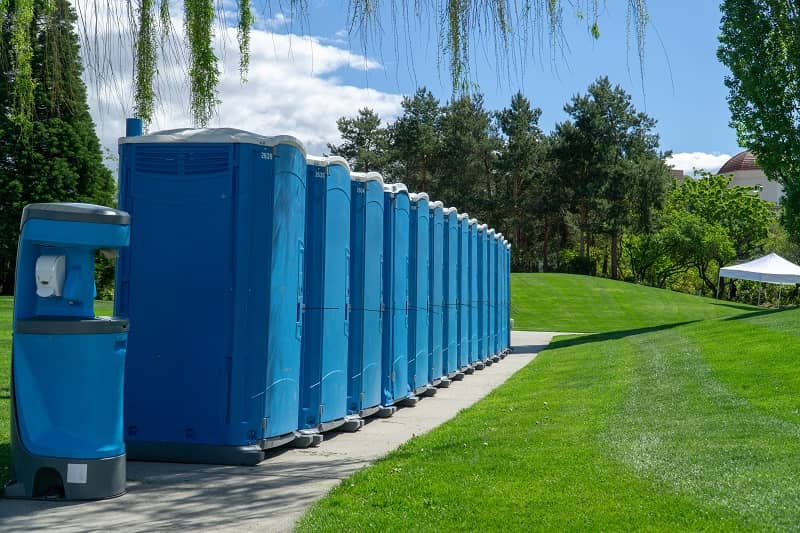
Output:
top-left (458, 213), bottom-right (469, 221)
top-left (120, 128), bottom-right (307, 156)
top-left (469, 218), bottom-right (478, 225)
top-left (351, 171), bottom-right (384, 184)
top-left (392, 183), bottom-right (409, 194)
top-left (415, 192), bottom-right (430, 201)
top-left (430, 200), bottom-right (444, 209)
top-left (307, 154), bottom-right (351, 171)
top-left (488, 228), bottom-right (496, 236)
top-left (443, 207), bottom-right (458, 215)
top-left (478, 223), bottom-right (488, 231)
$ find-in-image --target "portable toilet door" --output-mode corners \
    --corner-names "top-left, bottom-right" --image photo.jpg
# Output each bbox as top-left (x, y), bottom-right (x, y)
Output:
top-left (117, 128), bottom-right (308, 464)
top-left (299, 156), bottom-right (362, 435)
top-left (382, 183), bottom-right (414, 407)
top-left (428, 201), bottom-right (446, 385)
top-left (347, 172), bottom-right (385, 418)
top-left (468, 218), bottom-right (480, 367)
top-left (457, 213), bottom-right (471, 372)
top-left (408, 193), bottom-right (433, 396)
top-left (442, 207), bottom-right (460, 379)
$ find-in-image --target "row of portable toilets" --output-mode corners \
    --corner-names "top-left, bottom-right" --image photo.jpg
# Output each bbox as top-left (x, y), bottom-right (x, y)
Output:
top-left (116, 128), bottom-right (512, 465)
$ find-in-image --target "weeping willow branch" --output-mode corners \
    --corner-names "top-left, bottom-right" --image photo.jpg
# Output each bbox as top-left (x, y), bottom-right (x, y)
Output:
top-left (184, 0), bottom-right (218, 126)
top-left (237, 0), bottom-right (253, 82)
top-left (10, 0), bottom-right (35, 135)
top-left (134, 0), bottom-right (157, 123)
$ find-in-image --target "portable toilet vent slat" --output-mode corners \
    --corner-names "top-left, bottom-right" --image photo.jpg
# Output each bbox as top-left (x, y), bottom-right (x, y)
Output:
top-left (457, 213), bottom-right (470, 372)
top-left (442, 207), bottom-right (460, 378)
top-left (428, 201), bottom-right (446, 385)
top-left (408, 192), bottom-right (434, 397)
top-left (382, 183), bottom-right (414, 408)
top-left (299, 156), bottom-right (362, 436)
top-left (468, 218), bottom-right (479, 366)
top-left (348, 172), bottom-right (386, 418)
top-left (117, 128), bottom-right (310, 465)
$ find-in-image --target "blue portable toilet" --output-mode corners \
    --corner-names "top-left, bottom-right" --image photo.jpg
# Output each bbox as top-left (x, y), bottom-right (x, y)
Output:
top-left (299, 156), bottom-right (363, 436)
top-left (408, 192), bottom-right (435, 397)
top-left (348, 172), bottom-right (392, 418)
top-left (477, 223), bottom-right (491, 365)
top-left (7, 203), bottom-right (130, 500)
top-left (498, 234), bottom-right (509, 355)
top-left (487, 228), bottom-right (499, 361)
top-left (506, 239), bottom-right (512, 350)
top-left (442, 207), bottom-right (462, 380)
top-left (382, 183), bottom-right (416, 407)
top-left (117, 128), bottom-right (314, 465)
top-left (492, 232), bottom-right (502, 357)
top-left (456, 213), bottom-right (472, 373)
top-left (428, 201), bottom-right (447, 386)
top-left (468, 218), bottom-right (481, 369)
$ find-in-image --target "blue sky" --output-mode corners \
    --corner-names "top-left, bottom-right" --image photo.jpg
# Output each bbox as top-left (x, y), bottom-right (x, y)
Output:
top-left (84, 1), bottom-right (741, 174)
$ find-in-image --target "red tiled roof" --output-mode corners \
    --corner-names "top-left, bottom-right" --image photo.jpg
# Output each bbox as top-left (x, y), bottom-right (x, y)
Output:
top-left (719, 151), bottom-right (760, 173)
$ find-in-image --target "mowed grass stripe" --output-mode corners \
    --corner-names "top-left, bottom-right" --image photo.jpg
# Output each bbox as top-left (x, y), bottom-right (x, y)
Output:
top-left (511, 273), bottom-right (756, 333)
top-left (602, 325), bottom-right (800, 530)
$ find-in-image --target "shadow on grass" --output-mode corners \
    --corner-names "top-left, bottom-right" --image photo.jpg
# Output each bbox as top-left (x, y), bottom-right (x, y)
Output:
top-left (709, 301), bottom-right (762, 312)
top-left (722, 307), bottom-right (792, 321)
top-left (546, 321), bottom-right (700, 350)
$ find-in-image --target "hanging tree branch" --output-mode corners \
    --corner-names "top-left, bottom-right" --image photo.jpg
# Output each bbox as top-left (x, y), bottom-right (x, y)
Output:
top-left (1, 0), bottom-right (648, 131)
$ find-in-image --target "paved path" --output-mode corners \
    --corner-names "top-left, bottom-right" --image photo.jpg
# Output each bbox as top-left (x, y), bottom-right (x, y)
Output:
top-left (0, 331), bottom-right (566, 532)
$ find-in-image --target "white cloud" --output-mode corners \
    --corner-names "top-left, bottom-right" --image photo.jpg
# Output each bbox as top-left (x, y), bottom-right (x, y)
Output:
top-left (77, 1), bottom-right (403, 170)
top-left (260, 13), bottom-right (291, 30)
top-left (666, 152), bottom-right (734, 177)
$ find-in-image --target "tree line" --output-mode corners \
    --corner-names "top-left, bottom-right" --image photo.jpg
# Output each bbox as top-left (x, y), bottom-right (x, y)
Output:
top-left (329, 77), bottom-right (779, 301)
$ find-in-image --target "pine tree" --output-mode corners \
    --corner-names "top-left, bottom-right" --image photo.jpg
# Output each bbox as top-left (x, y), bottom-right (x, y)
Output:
top-left (0, 0), bottom-right (115, 294)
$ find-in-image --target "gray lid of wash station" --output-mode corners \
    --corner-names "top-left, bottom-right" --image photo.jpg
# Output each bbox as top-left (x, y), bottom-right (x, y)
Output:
top-left (21, 203), bottom-right (130, 229)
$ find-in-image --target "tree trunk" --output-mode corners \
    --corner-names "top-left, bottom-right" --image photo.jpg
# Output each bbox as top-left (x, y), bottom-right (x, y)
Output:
top-left (579, 206), bottom-right (587, 256)
top-left (542, 216), bottom-right (550, 272)
top-left (610, 230), bottom-right (619, 280)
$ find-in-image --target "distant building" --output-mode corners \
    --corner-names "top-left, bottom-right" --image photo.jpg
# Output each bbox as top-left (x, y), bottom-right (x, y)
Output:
top-left (670, 168), bottom-right (685, 183)
top-left (718, 150), bottom-right (782, 204)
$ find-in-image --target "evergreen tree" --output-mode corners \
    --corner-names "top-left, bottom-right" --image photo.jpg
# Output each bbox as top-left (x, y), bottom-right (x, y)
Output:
top-left (553, 77), bottom-right (669, 279)
top-left (389, 88), bottom-right (442, 192)
top-left (328, 107), bottom-right (389, 173)
top-left (434, 94), bottom-right (500, 217)
top-left (495, 92), bottom-right (556, 270)
top-left (0, 0), bottom-right (115, 294)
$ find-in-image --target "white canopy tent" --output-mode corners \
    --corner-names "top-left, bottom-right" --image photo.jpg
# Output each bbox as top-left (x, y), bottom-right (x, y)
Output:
top-left (718, 252), bottom-right (800, 305)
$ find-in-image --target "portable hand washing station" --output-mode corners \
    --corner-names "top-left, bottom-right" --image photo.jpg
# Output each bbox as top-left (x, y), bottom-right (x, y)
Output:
top-left (6, 203), bottom-right (131, 500)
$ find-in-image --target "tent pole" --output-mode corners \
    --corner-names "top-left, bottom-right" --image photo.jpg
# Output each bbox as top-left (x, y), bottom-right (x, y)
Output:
top-left (758, 283), bottom-right (762, 306)
top-left (779, 285), bottom-right (783, 308)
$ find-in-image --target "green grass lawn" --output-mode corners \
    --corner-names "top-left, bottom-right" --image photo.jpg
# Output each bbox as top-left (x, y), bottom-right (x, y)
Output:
top-left (298, 275), bottom-right (800, 531)
top-left (0, 296), bottom-right (112, 487)
top-left (511, 272), bottom-right (756, 332)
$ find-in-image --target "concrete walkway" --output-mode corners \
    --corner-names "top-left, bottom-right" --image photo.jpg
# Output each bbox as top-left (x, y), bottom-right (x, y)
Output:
top-left (0, 331), bottom-right (564, 532)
